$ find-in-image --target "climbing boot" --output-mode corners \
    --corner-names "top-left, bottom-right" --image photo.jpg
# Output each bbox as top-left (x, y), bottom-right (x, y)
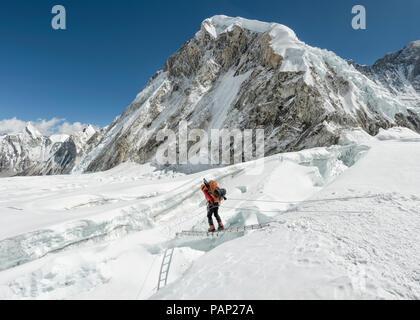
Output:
top-left (218, 222), bottom-right (224, 231)
top-left (208, 225), bottom-right (216, 232)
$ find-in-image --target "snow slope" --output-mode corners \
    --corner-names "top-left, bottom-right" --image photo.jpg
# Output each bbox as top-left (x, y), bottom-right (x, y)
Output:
top-left (154, 128), bottom-right (420, 299)
top-left (0, 127), bottom-right (419, 299)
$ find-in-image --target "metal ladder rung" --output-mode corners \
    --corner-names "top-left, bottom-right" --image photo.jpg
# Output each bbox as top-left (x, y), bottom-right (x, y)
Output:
top-left (157, 248), bottom-right (175, 291)
top-left (177, 223), bottom-right (270, 238)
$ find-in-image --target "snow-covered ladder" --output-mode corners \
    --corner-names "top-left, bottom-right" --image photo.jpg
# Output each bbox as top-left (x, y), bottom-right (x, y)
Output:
top-left (157, 248), bottom-right (174, 291)
top-left (176, 222), bottom-right (270, 238)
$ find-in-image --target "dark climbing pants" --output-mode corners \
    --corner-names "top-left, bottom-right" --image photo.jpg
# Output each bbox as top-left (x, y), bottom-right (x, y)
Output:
top-left (207, 204), bottom-right (221, 226)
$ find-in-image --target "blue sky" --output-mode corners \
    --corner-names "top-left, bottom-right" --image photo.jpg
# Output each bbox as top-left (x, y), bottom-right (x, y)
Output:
top-left (0, 0), bottom-right (419, 130)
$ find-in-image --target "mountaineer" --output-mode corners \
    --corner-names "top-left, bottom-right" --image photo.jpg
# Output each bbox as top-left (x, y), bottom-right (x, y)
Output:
top-left (201, 178), bottom-right (227, 232)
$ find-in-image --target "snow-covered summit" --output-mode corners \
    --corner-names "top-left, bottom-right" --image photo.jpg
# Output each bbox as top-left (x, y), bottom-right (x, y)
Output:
top-left (201, 15), bottom-right (304, 64)
top-left (73, 124), bottom-right (96, 144)
top-left (201, 15), bottom-right (298, 41)
top-left (407, 40), bottom-right (420, 48)
top-left (24, 123), bottom-right (42, 139)
top-left (82, 124), bottom-right (96, 136)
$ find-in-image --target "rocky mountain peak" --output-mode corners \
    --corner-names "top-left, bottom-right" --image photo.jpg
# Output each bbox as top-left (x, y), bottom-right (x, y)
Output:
top-left (351, 39), bottom-right (420, 101)
top-left (83, 124), bottom-right (96, 135)
top-left (373, 40), bottom-right (420, 68)
top-left (406, 40), bottom-right (420, 49)
top-left (24, 123), bottom-right (42, 139)
top-left (71, 16), bottom-right (420, 174)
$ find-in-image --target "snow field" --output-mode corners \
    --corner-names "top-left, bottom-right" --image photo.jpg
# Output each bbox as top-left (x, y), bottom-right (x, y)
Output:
top-left (0, 127), bottom-right (419, 299)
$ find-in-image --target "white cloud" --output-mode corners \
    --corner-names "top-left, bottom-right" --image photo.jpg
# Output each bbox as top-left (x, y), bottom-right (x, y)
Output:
top-left (32, 118), bottom-right (64, 135)
top-left (56, 122), bottom-right (87, 135)
top-left (0, 117), bottom-right (96, 136)
top-left (0, 118), bottom-right (28, 135)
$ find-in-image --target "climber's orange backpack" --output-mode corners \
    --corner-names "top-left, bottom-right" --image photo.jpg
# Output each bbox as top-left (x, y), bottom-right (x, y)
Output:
top-left (208, 180), bottom-right (223, 202)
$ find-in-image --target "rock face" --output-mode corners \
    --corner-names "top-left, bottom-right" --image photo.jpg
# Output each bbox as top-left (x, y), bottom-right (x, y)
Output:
top-left (352, 40), bottom-right (420, 108)
top-left (0, 125), bottom-right (97, 177)
top-left (2, 16), bottom-right (420, 176)
top-left (349, 40), bottom-right (420, 132)
top-left (350, 41), bottom-right (420, 97)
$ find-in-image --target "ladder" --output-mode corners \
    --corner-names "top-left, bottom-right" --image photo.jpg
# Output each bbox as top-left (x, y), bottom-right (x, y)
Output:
top-left (157, 248), bottom-right (174, 291)
top-left (176, 223), bottom-right (270, 238)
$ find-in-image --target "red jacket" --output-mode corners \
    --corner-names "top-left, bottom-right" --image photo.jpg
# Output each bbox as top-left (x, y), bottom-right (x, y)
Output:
top-left (201, 184), bottom-right (215, 205)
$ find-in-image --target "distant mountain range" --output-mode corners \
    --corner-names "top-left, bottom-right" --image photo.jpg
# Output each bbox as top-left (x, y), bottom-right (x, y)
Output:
top-left (0, 123), bottom-right (98, 176)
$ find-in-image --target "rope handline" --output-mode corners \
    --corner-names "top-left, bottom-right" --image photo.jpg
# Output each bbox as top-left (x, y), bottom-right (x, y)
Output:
top-left (135, 254), bottom-right (158, 300)
top-left (225, 194), bottom-right (379, 204)
top-left (169, 199), bottom-right (374, 232)
top-left (220, 205), bottom-right (372, 214)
